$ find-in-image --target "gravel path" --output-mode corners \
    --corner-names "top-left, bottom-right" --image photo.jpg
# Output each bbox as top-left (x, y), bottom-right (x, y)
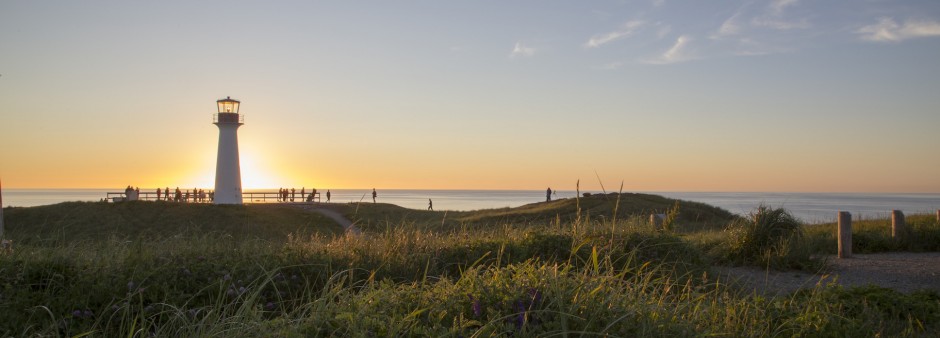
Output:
top-left (717, 252), bottom-right (940, 296)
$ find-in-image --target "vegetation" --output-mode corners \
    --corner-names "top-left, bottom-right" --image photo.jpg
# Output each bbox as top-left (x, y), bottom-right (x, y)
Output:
top-left (0, 197), bottom-right (938, 336)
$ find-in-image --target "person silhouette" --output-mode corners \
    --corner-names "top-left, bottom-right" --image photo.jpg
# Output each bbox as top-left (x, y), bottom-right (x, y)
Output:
top-left (165, 187), bottom-right (170, 201)
top-left (546, 187), bottom-right (552, 202)
top-left (428, 198), bottom-right (433, 211)
top-left (372, 188), bottom-right (377, 203)
top-left (156, 188), bottom-right (161, 201)
top-left (291, 188), bottom-right (296, 202)
top-left (326, 190), bottom-right (331, 203)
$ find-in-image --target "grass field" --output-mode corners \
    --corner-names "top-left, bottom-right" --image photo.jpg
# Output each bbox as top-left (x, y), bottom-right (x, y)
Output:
top-left (1, 195), bottom-right (938, 336)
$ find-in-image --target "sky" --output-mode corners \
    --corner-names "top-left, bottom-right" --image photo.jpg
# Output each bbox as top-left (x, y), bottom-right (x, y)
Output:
top-left (1, 0), bottom-right (939, 192)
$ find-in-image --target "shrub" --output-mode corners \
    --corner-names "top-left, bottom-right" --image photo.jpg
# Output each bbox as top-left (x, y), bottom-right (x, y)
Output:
top-left (727, 205), bottom-right (818, 270)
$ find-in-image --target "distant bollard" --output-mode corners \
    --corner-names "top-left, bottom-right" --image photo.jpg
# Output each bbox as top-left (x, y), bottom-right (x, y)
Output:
top-left (838, 211), bottom-right (852, 259)
top-left (891, 210), bottom-right (906, 239)
top-left (650, 214), bottom-right (664, 230)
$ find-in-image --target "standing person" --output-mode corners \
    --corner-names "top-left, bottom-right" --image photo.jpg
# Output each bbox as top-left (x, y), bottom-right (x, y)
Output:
top-left (326, 190), bottom-right (331, 203)
top-left (291, 188), bottom-right (296, 202)
top-left (372, 188), bottom-right (377, 203)
top-left (175, 187), bottom-right (181, 202)
top-left (428, 198), bottom-right (433, 211)
top-left (156, 188), bottom-right (161, 201)
top-left (546, 187), bottom-right (552, 202)
top-left (301, 187), bottom-right (305, 201)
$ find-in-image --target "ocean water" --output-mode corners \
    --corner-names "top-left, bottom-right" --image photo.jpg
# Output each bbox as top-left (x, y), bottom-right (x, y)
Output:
top-left (3, 188), bottom-right (938, 223)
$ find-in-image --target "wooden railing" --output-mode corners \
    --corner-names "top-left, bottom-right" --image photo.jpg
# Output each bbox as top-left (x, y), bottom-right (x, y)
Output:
top-left (106, 190), bottom-right (320, 203)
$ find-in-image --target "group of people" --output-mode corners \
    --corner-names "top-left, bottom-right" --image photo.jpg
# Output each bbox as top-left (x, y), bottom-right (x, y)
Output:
top-left (159, 187), bottom-right (212, 203)
top-left (119, 186), bottom-right (212, 203)
top-left (278, 187), bottom-right (331, 203)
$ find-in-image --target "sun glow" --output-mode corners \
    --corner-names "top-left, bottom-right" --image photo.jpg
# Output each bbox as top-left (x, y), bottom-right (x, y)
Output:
top-left (183, 148), bottom-right (286, 190)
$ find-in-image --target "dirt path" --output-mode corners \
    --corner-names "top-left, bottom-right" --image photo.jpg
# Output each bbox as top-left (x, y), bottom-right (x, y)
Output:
top-left (293, 204), bottom-right (360, 235)
top-left (717, 252), bottom-right (940, 296)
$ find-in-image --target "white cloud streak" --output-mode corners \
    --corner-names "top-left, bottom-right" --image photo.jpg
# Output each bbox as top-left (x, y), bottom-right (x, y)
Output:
top-left (510, 42), bottom-right (535, 58)
top-left (585, 20), bottom-right (645, 48)
top-left (643, 35), bottom-right (694, 65)
top-left (858, 17), bottom-right (940, 42)
top-left (770, 0), bottom-right (798, 16)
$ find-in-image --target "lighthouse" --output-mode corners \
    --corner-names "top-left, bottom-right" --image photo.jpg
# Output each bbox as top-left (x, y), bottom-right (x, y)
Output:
top-left (213, 96), bottom-right (244, 204)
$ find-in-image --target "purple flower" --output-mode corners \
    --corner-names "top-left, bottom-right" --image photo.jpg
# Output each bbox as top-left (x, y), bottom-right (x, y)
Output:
top-left (467, 294), bottom-right (482, 318)
top-left (515, 300), bottom-right (526, 329)
top-left (83, 310), bottom-right (94, 318)
top-left (528, 288), bottom-right (542, 304)
top-left (127, 281), bottom-right (135, 292)
top-left (223, 274), bottom-right (231, 281)
top-left (238, 286), bottom-right (246, 294)
top-left (227, 288), bottom-right (236, 297)
top-left (265, 302), bottom-right (276, 311)
top-left (72, 310), bottom-right (83, 318)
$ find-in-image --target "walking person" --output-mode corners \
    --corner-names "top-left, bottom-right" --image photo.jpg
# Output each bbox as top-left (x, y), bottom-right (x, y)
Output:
top-left (326, 190), bottom-right (331, 203)
top-left (372, 188), bottom-right (377, 203)
top-left (428, 198), bottom-right (433, 211)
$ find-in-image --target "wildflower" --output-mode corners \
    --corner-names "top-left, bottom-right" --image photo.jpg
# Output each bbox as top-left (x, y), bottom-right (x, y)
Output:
top-left (226, 288), bottom-right (236, 297)
top-left (265, 302), bottom-right (276, 311)
top-left (238, 286), bottom-right (247, 295)
top-left (467, 294), bottom-right (482, 318)
top-left (528, 288), bottom-right (542, 305)
top-left (83, 310), bottom-right (94, 318)
top-left (515, 300), bottom-right (526, 329)
top-left (223, 274), bottom-right (231, 281)
top-left (72, 310), bottom-right (83, 318)
top-left (127, 281), bottom-right (135, 292)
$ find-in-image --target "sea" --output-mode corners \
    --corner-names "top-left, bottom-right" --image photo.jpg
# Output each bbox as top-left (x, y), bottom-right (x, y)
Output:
top-left (3, 189), bottom-right (939, 224)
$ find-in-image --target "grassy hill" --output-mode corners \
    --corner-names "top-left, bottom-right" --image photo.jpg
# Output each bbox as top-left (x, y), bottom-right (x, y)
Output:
top-left (335, 192), bottom-right (739, 233)
top-left (1, 197), bottom-right (938, 336)
top-left (2, 201), bottom-right (344, 245)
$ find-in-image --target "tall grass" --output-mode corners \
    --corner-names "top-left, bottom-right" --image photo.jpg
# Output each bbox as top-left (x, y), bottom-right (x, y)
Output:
top-left (2, 202), bottom-right (939, 336)
top-left (725, 205), bottom-right (819, 270)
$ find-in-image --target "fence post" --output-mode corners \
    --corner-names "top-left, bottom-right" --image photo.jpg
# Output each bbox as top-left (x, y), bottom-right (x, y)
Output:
top-left (838, 211), bottom-right (852, 259)
top-left (891, 210), bottom-right (906, 239)
top-left (649, 214), bottom-right (663, 230)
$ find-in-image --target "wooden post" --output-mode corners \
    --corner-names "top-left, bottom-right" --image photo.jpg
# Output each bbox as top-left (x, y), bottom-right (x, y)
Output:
top-left (891, 210), bottom-right (906, 238)
top-left (649, 214), bottom-right (664, 229)
top-left (838, 211), bottom-right (852, 259)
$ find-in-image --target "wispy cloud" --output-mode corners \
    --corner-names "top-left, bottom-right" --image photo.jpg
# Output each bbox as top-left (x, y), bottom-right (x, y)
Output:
top-left (751, 17), bottom-right (810, 30)
top-left (770, 0), bottom-right (798, 16)
top-left (652, 0), bottom-right (665, 8)
top-left (858, 17), bottom-right (940, 42)
top-left (712, 11), bottom-right (743, 39)
top-left (643, 35), bottom-right (694, 65)
top-left (585, 20), bottom-right (645, 48)
top-left (593, 61), bottom-right (624, 70)
top-left (509, 42), bottom-right (536, 58)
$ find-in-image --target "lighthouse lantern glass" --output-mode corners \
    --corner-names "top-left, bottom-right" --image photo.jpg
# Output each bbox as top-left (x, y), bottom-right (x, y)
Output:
top-left (217, 98), bottom-right (240, 114)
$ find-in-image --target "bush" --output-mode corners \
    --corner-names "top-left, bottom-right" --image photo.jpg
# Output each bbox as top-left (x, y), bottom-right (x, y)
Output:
top-left (727, 205), bottom-right (819, 270)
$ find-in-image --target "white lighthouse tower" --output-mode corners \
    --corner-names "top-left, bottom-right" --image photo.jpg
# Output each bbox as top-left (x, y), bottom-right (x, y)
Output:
top-left (213, 96), bottom-right (244, 204)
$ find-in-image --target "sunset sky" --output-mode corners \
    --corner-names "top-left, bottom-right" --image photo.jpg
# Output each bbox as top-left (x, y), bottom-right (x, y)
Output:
top-left (1, 1), bottom-right (939, 192)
